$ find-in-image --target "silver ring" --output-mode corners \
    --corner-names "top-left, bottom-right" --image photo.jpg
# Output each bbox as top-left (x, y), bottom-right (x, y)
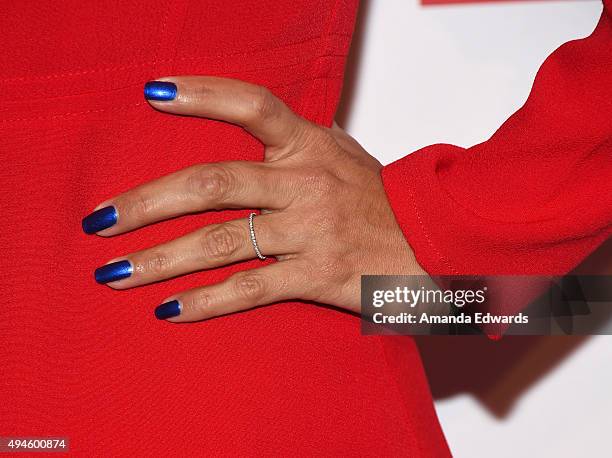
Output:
top-left (248, 212), bottom-right (267, 260)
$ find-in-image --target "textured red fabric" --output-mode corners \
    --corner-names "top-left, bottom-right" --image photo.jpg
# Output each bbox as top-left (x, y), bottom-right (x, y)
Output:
top-left (383, 1), bottom-right (612, 285)
top-left (0, 1), bottom-right (451, 456)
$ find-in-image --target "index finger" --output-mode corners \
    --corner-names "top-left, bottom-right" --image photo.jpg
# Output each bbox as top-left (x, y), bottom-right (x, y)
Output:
top-left (144, 76), bottom-right (306, 148)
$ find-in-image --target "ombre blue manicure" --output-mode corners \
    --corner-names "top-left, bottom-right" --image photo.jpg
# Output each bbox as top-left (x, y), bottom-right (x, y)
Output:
top-left (155, 300), bottom-right (181, 320)
top-left (95, 260), bottom-right (133, 284)
top-left (144, 81), bottom-right (177, 101)
top-left (82, 206), bottom-right (117, 234)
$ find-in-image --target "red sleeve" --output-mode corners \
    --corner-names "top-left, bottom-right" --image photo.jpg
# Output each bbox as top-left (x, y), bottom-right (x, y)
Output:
top-left (381, 1), bottom-right (612, 277)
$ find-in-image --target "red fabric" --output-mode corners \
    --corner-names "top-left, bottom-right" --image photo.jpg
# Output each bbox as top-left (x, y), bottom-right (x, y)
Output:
top-left (383, 1), bottom-right (612, 285)
top-left (0, 1), bottom-right (450, 457)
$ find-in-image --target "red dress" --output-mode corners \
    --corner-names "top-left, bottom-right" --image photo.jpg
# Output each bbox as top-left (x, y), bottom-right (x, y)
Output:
top-left (0, 1), bottom-right (449, 456)
top-left (1, 0), bottom-right (609, 456)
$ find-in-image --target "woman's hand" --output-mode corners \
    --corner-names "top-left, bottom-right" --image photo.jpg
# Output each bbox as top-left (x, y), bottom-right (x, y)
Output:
top-left (82, 76), bottom-right (425, 321)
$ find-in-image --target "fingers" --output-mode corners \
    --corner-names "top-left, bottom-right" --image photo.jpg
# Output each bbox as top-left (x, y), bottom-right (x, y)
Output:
top-left (82, 161), bottom-right (292, 236)
top-left (83, 76), bottom-right (315, 237)
top-left (144, 76), bottom-right (308, 148)
top-left (94, 212), bottom-right (300, 288)
top-left (154, 261), bottom-right (307, 322)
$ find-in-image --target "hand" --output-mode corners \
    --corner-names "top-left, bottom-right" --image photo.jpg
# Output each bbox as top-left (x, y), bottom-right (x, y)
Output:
top-left (82, 76), bottom-right (426, 322)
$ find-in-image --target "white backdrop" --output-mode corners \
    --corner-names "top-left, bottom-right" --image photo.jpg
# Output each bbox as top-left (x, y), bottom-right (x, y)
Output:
top-left (339, 1), bottom-right (611, 456)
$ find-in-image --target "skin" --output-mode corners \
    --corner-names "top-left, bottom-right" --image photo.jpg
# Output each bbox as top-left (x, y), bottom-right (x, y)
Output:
top-left (91, 76), bottom-right (426, 322)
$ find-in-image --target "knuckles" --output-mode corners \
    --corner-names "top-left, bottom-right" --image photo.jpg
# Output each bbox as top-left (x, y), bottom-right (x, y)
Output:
top-left (135, 251), bottom-right (173, 275)
top-left (317, 250), bottom-right (351, 284)
top-left (248, 86), bottom-right (279, 124)
top-left (190, 84), bottom-right (215, 106)
top-left (187, 164), bottom-right (235, 204)
top-left (297, 251), bottom-right (351, 304)
top-left (185, 291), bottom-right (216, 318)
top-left (123, 192), bottom-right (158, 221)
top-left (297, 168), bottom-right (342, 201)
top-left (200, 224), bottom-right (242, 260)
top-left (181, 271), bottom-right (268, 320)
top-left (232, 271), bottom-right (268, 303)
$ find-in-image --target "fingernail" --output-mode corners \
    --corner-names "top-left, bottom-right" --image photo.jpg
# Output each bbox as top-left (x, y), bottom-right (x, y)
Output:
top-left (82, 206), bottom-right (117, 234)
top-left (155, 300), bottom-right (181, 320)
top-left (144, 81), bottom-right (177, 101)
top-left (95, 260), bottom-right (133, 284)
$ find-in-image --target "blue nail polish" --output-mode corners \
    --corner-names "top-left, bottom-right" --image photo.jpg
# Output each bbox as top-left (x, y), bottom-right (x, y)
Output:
top-left (82, 206), bottom-right (117, 234)
top-left (144, 81), bottom-right (177, 101)
top-left (155, 300), bottom-right (181, 320)
top-left (95, 260), bottom-right (133, 284)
